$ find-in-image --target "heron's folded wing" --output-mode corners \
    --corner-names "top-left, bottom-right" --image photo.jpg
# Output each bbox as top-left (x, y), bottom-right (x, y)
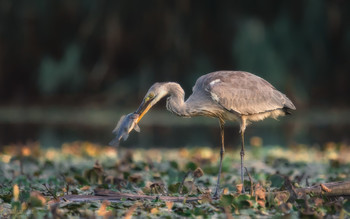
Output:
top-left (205, 74), bottom-right (295, 115)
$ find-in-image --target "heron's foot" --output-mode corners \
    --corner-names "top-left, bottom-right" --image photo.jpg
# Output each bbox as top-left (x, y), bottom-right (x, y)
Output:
top-left (212, 188), bottom-right (221, 199)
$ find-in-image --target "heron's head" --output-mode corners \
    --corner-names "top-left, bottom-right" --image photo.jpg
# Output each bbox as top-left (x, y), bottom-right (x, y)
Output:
top-left (135, 83), bottom-right (169, 123)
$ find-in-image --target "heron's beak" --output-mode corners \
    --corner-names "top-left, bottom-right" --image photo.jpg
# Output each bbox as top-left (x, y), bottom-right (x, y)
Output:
top-left (135, 98), bottom-right (154, 123)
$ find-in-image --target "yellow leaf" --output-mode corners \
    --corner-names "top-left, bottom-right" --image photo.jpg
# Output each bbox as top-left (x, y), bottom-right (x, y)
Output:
top-left (254, 183), bottom-right (266, 201)
top-left (124, 202), bottom-right (140, 219)
top-left (45, 149), bottom-right (57, 160)
top-left (320, 184), bottom-right (332, 193)
top-left (80, 185), bottom-right (91, 191)
top-left (179, 148), bottom-right (189, 158)
top-left (1, 155), bottom-right (11, 163)
top-left (21, 147), bottom-right (31, 156)
top-left (21, 202), bottom-right (27, 210)
top-left (150, 208), bottom-right (159, 214)
top-left (84, 142), bottom-right (99, 157)
top-left (236, 184), bottom-right (243, 194)
top-left (97, 200), bottom-right (111, 217)
top-left (13, 184), bottom-right (19, 201)
top-left (166, 202), bottom-right (174, 211)
top-left (223, 187), bottom-right (229, 195)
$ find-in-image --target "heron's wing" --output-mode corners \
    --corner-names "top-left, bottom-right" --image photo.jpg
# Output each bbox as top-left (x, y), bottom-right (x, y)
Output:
top-left (202, 71), bottom-right (295, 115)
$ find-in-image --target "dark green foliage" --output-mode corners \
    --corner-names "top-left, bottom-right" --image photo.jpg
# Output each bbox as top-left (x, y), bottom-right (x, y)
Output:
top-left (269, 174), bottom-right (285, 188)
top-left (0, 144), bottom-right (350, 217)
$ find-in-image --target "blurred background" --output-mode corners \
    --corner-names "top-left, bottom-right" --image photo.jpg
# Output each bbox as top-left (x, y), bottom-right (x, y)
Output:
top-left (0, 0), bottom-right (349, 148)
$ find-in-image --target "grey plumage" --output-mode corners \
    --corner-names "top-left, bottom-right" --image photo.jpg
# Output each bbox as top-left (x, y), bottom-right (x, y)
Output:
top-left (118, 70), bottom-right (296, 197)
top-left (198, 71), bottom-right (295, 115)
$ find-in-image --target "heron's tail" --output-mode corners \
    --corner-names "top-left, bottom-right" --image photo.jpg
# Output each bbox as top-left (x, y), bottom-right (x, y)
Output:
top-left (282, 107), bottom-right (293, 115)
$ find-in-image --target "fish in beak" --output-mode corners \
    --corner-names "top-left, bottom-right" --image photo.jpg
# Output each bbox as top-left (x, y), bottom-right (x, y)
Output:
top-left (109, 94), bottom-right (156, 146)
top-left (109, 113), bottom-right (140, 146)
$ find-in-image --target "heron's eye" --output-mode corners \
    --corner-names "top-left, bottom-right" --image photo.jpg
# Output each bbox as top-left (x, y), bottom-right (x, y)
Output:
top-left (145, 93), bottom-right (155, 102)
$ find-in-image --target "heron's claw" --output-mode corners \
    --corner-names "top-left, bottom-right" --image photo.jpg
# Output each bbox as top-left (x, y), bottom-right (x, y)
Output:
top-left (212, 188), bottom-right (221, 199)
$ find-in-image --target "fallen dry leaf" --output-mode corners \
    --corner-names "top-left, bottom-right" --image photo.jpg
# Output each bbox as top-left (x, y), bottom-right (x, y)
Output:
top-left (200, 192), bottom-right (213, 203)
top-left (21, 202), bottom-right (27, 211)
top-left (236, 184), bottom-right (243, 194)
top-left (257, 200), bottom-right (266, 207)
top-left (320, 184), bottom-right (332, 193)
top-left (166, 201), bottom-right (174, 211)
top-left (124, 202), bottom-right (140, 219)
top-left (254, 183), bottom-right (266, 201)
top-left (80, 185), bottom-right (91, 191)
top-left (97, 200), bottom-right (112, 217)
top-left (274, 191), bottom-right (290, 206)
top-left (150, 208), bottom-right (159, 214)
top-left (223, 188), bottom-right (229, 195)
top-left (193, 167), bottom-right (204, 178)
top-left (13, 184), bottom-right (19, 201)
top-left (30, 191), bottom-right (46, 205)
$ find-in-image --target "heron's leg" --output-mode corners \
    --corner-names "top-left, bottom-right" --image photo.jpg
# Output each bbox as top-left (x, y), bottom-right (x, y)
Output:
top-left (240, 129), bottom-right (245, 193)
top-left (214, 120), bottom-right (225, 198)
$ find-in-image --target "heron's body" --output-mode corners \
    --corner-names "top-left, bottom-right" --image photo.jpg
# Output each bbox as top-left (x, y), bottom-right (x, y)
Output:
top-left (115, 70), bottom-right (295, 197)
top-left (165, 71), bottom-right (295, 132)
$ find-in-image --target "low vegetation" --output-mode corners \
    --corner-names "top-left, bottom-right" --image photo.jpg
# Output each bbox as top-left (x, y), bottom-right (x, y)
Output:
top-left (1, 140), bottom-right (350, 218)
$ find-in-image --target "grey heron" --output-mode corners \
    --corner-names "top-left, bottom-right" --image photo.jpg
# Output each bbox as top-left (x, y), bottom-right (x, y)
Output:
top-left (133, 71), bottom-right (296, 197)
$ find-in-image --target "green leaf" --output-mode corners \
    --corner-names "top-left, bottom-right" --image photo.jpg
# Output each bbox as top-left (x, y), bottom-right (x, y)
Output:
top-left (269, 174), bottom-right (285, 188)
top-left (19, 190), bottom-right (30, 202)
top-left (220, 194), bottom-right (234, 207)
top-left (11, 201), bottom-right (21, 211)
top-left (343, 200), bottom-right (350, 213)
top-left (28, 196), bottom-right (44, 207)
top-left (74, 175), bottom-right (89, 185)
top-left (170, 161), bottom-right (179, 169)
top-left (168, 183), bottom-right (187, 194)
top-left (185, 162), bottom-right (197, 171)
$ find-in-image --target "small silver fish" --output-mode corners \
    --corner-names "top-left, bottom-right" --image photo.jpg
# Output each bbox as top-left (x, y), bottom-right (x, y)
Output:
top-left (109, 113), bottom-right (140, 146)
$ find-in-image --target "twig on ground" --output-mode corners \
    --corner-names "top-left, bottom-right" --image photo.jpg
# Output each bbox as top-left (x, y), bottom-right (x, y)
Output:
top-left (62, 189), bottom-right (201, 203)
top-left (295, 181), bottom-right (350, 196)
top-left (57, 181), bottom-right (350, 204)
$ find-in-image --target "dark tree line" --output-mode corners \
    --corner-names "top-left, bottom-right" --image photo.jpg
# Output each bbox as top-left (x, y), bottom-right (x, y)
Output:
top-left (0, 0), bottom-right (349, 108)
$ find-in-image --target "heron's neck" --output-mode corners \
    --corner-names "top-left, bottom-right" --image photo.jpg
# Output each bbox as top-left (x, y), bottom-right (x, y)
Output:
top-left (165, 83), bottom-right (192, 117)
